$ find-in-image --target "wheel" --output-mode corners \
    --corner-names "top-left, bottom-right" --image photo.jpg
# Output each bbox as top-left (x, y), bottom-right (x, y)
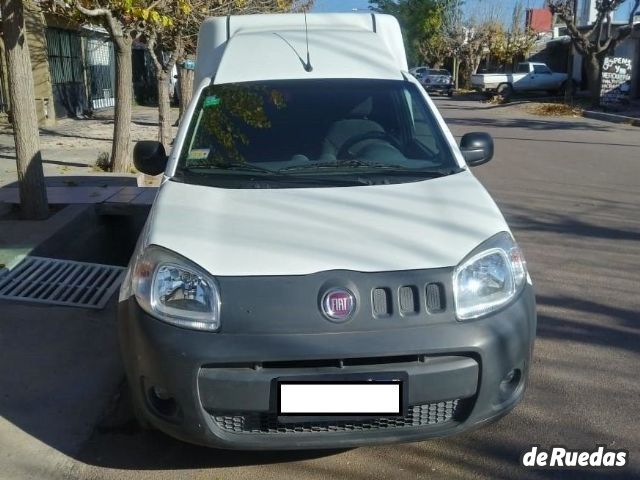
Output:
top-left (447, 89), bottom-right (453, 97)
top-left (497, 83), bottom-right (513, 100)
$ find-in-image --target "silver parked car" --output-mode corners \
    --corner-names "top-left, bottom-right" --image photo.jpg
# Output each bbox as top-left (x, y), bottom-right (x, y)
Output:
top-left (417, 68), bottom-right (454, 97)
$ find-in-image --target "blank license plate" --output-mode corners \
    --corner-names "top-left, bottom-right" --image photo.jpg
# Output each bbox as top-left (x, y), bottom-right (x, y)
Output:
top-left (278, 381), bottom-right (403, 416)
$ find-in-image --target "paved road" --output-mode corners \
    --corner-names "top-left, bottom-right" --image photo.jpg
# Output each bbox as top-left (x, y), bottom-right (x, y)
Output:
top-left (7, 98), bottom-right (640, 480)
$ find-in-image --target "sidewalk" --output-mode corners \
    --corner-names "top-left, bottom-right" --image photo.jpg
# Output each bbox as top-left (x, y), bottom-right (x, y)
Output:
top-left (0, 106), bottom-right (178, 188)
top-left (0, 177), bottom-right (158, 206)
top-left (579, 98), bottom-right (640, 126)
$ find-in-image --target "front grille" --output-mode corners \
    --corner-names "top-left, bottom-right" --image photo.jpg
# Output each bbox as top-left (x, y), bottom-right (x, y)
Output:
top-left (213, 399), bottom-right (465, 434)
top-left (371, 282), bottom-right (445, 318)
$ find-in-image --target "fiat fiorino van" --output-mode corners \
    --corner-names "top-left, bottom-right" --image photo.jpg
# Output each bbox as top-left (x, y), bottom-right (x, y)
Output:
top-left (118, 13), bottom-right (536, 449)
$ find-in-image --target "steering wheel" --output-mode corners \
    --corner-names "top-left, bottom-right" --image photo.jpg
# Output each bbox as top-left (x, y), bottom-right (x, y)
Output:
top-left (336, 131), bottom-right (403, 160)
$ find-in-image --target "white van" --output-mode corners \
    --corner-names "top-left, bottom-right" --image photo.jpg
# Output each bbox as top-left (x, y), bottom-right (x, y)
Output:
top-left (118, 13), bottom-right (536, 449)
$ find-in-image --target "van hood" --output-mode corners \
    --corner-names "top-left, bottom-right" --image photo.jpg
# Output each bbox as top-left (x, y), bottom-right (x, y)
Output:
top-left (146, 171), bottom-right (509, 276)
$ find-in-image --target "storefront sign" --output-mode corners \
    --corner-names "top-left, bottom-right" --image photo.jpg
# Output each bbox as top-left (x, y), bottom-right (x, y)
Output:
top-left (600, 56), bottom-right (632, 106)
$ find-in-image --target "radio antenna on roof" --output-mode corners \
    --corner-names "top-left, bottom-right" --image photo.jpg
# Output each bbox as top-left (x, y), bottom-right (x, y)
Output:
top-left (273, 11), bottom-right (313, 73)
top-left (303, 11), bottom-right (313, 72)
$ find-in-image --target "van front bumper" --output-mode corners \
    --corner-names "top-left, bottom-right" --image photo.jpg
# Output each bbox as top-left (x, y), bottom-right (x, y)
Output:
top-left (118, 285), bottom-right (536, 450)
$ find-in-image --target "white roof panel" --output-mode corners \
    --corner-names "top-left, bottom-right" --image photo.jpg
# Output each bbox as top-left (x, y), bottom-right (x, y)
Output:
top-left (213, 29), bottom-right (403, 84)
top-left (195, 14), bottom-right (408, 87)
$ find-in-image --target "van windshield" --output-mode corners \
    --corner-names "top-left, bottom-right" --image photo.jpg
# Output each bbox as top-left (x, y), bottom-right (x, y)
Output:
top-left (174, 79), bottom-right (460, 188)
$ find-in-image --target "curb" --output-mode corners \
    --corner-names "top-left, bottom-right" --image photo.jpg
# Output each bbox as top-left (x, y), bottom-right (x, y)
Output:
top-left (582, 110), bottom-right (640, 127)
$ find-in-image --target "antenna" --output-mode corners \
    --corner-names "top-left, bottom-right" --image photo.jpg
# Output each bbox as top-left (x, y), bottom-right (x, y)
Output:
top-left (303, 10), bottom-right (313, 72)
top-left (272, 11), bottom-right (313, 73)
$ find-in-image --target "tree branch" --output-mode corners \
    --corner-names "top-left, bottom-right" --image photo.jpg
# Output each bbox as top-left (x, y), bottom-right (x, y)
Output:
top-left (165, 34), bottom-right (183, 73)
top-left (146, 31), bottom-right (163, 74)
top-left (74, 1), bottom-right (124, 45)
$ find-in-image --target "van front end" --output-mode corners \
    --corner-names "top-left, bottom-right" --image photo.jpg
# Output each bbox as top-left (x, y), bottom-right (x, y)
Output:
top-left (118, 261), bottom-right (535, 450)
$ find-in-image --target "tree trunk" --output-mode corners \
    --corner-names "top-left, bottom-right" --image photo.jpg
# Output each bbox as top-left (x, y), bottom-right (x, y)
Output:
top-left (177, 64), bottom-right (194, 121)
top-left (1, 0), bottom-right (48, 219)
top-left (586, 53), bottom-right (602, 108)
top-left (157, 72), bottom-right (171, 151)
top-left (111, 37), bottom-right (133, 173)
top-left (453, 57), bottom-right (459, 89)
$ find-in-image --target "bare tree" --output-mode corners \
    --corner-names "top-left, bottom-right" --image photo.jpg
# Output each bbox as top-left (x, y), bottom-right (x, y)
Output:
top-left (2, 0), bottom-right (49, 219)
top-left (548, 0), bottom-right (640, 106)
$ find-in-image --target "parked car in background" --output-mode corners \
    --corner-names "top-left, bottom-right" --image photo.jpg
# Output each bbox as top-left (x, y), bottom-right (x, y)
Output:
top-left (418, 68), bottom-right (454, 97)
top-left (409, 66), bottom-right (430, 78)
top-left (471, 62), bottom-right (569, 97)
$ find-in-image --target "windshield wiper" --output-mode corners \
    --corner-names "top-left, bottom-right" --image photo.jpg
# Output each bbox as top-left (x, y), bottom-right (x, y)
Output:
top-left (175, 167), bottom-right (369, 187)
top-left (367, 167), bottom-right (462, 178)
top-left (280, 161), bottom-right (461, 177)
top-left (186, 162), bottom-right (276, 175)
top-left (280, 159), bottom-right (384, 172)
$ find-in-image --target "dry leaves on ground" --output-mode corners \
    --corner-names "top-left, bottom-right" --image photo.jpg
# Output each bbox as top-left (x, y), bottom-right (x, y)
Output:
top-left (526, 102), bottom-right (584, 117)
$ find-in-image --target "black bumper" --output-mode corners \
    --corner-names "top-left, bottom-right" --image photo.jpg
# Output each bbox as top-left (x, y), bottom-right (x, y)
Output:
top-left (118, 285), bottom-right (536, 449)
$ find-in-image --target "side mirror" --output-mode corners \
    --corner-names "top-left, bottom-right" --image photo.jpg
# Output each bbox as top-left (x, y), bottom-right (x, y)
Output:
top-left (460, 132), bottom-right (494, 167)
top-left (133, 141), bottom-right (168, 176)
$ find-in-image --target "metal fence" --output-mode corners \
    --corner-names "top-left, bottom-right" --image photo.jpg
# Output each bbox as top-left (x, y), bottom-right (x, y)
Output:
top-left (46, 28), bottom-right (86, 117)
top-left (85, 34), bottom-right (115, 110)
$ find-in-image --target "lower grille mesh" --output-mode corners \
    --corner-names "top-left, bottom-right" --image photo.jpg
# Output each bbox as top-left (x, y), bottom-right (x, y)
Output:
top-left (213, 399), bottom-right (463, 434)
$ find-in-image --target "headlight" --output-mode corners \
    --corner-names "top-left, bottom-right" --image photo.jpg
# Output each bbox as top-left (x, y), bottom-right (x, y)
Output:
top-left (453, 232), bottom-right (527, 320)
top-left (122, 245), bottom-right (221, 331)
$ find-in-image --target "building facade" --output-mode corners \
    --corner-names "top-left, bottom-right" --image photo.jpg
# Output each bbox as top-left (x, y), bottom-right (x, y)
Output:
top-left (1, 5), bottom-right (118, 124)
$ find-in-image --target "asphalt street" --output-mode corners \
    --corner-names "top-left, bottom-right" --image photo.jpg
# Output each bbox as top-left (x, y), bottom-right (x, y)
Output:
top-left (7, 98), bottom-right (640, 480)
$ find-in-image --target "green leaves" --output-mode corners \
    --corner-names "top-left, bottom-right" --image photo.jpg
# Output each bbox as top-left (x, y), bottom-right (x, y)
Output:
top-left (370, 0), bottom-right (455, 65)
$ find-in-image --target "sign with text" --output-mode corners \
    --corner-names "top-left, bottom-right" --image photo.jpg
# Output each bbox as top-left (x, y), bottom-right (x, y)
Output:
top-left (599, 56), bottom-right (632, 106)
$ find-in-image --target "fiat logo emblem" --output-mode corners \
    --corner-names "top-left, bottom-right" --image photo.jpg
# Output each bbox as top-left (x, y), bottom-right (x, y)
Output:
top-left (322, 288), bottom-right (355, 322)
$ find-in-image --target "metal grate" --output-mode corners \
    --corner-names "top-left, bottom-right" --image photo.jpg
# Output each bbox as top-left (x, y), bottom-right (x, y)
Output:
top-left (213, 399), bottom-right (464, 434)
top-left (0, 256), bottom-right (125, 309)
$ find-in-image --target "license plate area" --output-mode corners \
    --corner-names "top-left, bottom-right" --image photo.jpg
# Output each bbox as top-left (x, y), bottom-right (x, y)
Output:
top-left (276, 372), bottom-right (407, 422)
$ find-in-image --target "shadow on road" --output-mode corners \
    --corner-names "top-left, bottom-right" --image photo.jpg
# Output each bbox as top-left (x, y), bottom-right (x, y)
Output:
top-left (507, 210), bottom-right (640, 242)
top-left (445, 116), bottom-right (612, 132)
top-left (78, 425), bottom-right (348, 470)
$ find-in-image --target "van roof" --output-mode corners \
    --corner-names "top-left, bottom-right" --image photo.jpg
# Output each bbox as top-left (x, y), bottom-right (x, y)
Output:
top-left (214, 29), bottom-right (402, 84)
top-left (195, 13), bottom-right (408, 87)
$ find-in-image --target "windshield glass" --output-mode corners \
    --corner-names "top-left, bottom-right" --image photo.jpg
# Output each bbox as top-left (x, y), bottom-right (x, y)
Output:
top-left (175, 79), bottom-right (460, 188)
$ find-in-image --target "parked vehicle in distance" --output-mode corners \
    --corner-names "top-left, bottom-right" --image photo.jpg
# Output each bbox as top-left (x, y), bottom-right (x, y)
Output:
top-left (409, 65), bottom-right (430, 78)
top-left (471, 62), bottom-right (569, 97)
top-left (419, 68), bottom-right (454, 97)
top-left (119, 12), bottom-right (536, 450)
